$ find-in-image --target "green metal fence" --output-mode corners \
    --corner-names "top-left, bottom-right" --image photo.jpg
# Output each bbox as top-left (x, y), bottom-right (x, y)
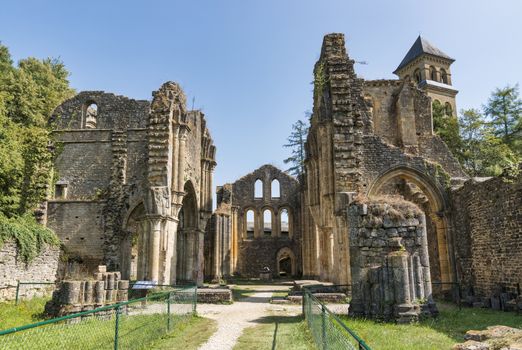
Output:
top-left (0, 285), bottom-right (197, 350)
top-left (303, 289), bottom-right (371, 350)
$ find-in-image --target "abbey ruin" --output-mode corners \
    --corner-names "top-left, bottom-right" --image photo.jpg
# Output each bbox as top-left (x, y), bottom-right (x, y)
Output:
top-left (3, 33), bottom-right (520, 322)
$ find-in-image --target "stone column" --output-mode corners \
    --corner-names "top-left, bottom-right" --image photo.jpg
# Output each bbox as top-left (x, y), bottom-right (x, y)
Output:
top-left (149, 218), bottom-right (161, 282)
top-left (196, 229), bottom-right (205, 286)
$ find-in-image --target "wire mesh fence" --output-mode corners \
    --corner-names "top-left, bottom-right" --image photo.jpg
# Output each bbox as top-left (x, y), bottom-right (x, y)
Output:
top-left (303, 289), bottom-right (371, 350)
top-left (0, 285), bottom-right (197, 350)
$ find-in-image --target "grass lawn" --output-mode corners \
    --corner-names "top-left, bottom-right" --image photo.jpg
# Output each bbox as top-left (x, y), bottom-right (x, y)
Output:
top-left (234, 315), bottom-right (315, 350)
top-left (232, 286), bottom-right (256, 301)
top-left (340, 302), bottom-right (522, 350)
top-left (149, 315), bottom-right (217, 350)
top-left (0, 297), bottom-right (48, 330)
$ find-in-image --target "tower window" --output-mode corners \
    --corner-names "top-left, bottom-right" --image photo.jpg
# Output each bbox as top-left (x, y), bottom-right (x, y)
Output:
top-left (254, 179), bottom-right (263, 199)
top-left (440, 69), bottom-right (449, 84)
top-left (84, 102), bottom-right (98, 129)
top-left (413, 69), bottom-right (422, 84)
top-left (429, 66), bottom-right (437, 81)
top-left (444, 103), bottom-right (453, 117)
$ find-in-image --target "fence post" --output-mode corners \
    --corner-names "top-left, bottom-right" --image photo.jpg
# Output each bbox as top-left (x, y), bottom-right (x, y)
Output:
top-left (321, 304), bottom-right (327, 350)
top-left (302, 290), bottom-right (306, 317)
top-left (15, 281), bottom-right (20, 305)
top-left (193, 284), bottom-right (197, 314)
top-left (167, 292), bottom-right (172, 331)
top-left (114, 305), bottom-right (121, 350)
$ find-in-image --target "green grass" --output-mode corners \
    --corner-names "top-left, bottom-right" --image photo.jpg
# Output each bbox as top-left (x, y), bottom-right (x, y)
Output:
top-left (0, 297), bottom-right (49, 330)
top-left (232, 287), bottom-right (255, 301)
top-left (150, 315), bottom-right (217, 349)
top-left (0, 304), bottom-right (194, 350)
top-left (234, 315), bottom-right (316, 350)
top-left (340, 302), bottom-right (522, 350)
top-left (272, 291), bottom-right (289, 298)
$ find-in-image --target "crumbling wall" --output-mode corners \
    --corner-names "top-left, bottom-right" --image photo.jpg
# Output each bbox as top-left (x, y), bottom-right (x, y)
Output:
top-left (0, 242), bottom-right (59, 301)
top-left (348, 198), bottom-right (437, 323)
top-left (452, 170), bottom-right (522, 303)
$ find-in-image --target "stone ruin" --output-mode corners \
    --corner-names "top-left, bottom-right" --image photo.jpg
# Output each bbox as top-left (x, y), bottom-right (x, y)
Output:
top-left (348, 198), bottom-right (438, 322)
top-left (45, 266), bottom-right (129, 317)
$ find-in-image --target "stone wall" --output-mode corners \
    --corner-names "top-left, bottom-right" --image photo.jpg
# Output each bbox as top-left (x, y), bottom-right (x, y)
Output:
top-left (452, 170), bottom-right (522, 301)
top-left (348, 199), bottom-right (437, 323)
top-left (0, 242), bottom-right (60, 301)
top-left (47, 201), bottom-right (105, 272)
top-left (207, 165), bottom-right (302, 280)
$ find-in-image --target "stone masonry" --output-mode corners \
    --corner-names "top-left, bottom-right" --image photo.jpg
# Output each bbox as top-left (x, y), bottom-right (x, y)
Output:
top-left (0, 242), bottom-right (59, 301)
top-left (348, 198), bottom-right (437, 322)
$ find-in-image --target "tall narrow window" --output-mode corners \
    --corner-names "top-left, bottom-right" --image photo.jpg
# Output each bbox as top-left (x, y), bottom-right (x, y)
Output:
top-left (280, 209), bottom-right (289, 238)
top-left (254, 179), bottom-right (263, 199)
top-left (444, 103), bottom-right (453, 117)
top-left (84, 102), bottom-right (98, 129)
top-left (413, 69), bottom-right (422, 84)
top-left (271, 179), bottom-right (280, 199)
top-left (429, 66), bottom-right (437, 81)
top-left (246, 210), bottom-right (255, 239)
top-left (440, 69), bottom-right (449, 84)
top-left (263, 209), bottom-right (272, 236)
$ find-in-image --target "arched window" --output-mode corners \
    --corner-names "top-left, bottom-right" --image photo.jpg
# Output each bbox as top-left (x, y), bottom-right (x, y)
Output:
top-left (444, 103), bottom-right (453, 117)
top-left (84, 102), bottom-right (98, 129)
top-left (280, 209), bottom-right (290, 238)
top-left (246, 210), bottom-right (255, 239)
top-left (429, 66), bottom-right (437, 81)
top-left (263, 209), bottom-right (272, 236)
top-left (413, 69), bottom-right (422, 84)
top-left (271, 179), bottom-right (280, 199)
top-left (440, 69), bottom-right (449, 84)
top-left (254, 179), bottom-right (263, 199)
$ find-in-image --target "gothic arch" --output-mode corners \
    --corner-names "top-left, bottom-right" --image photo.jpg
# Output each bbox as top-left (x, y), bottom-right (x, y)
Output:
top-left (276, 247), bottom-right (296, 277)
top-left (368, 166), bottom-right (454, 288)
top-left (176, 180), bottom-right (199, 283)
top-left (121, 202), bottom-right (145, 280)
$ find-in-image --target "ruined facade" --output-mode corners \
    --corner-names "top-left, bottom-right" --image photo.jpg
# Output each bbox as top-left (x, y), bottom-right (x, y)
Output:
top-left (206, 165), bottom-right (301, 280)
top-left (301, 33), bottom-right (521, 319)
top-left (46, 82), bottom-right (216, 286)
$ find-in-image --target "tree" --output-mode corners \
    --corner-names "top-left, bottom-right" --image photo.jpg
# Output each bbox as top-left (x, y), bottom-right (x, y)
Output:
top-left (483, 84), bottom-right (522, 155)
top-left (283, 117), bottom-right (309, 177)
top-left (458, 108), bottom-right (519, 177)
top-left (0, 43), bottom-right (74, 217)
top-left (432, 100), bottom-right (462, 162)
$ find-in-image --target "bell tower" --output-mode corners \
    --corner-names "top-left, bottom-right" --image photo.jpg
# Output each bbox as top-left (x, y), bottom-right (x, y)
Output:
top-left (394, 36), bottom-right (458, 119)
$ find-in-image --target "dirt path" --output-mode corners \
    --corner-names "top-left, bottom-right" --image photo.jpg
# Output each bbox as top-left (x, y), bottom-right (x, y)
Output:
top-left (197, 285), bottom-right (298, 350)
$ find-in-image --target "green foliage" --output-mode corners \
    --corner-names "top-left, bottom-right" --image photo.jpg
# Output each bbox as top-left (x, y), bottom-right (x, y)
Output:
top-left (432, 100), bottom-right (462, 161)
top-left (0, 42), bottom-right (74, 217)
top-left (0, 297), bottom-right (49, 330)
top-left (458, 108), bottom-right (520, 176)
top-left (283, 117), bottom-right (309, 177)
top-left (0, 214), bottom-right (60, 262)
top-left (483, 84), bottom-right (522, 154)
top-left (434, 85), bottom-right (521, 177)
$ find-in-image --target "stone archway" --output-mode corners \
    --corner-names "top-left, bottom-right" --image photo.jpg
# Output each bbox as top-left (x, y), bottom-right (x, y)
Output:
top-left (276, 247), bottom-right (296, 277)
top-left (368, 166), bottom-right (454, 290)
top-left (176, 181), bottom-right (199, 283)
top-left (121, 202), bottom-right (145, 280)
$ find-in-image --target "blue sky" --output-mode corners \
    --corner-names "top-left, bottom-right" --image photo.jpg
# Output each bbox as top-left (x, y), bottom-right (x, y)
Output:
top-left (1, 0), bottom-right (520, 188)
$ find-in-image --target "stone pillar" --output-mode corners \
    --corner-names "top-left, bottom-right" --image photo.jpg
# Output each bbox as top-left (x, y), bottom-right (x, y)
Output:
top-left (177, 128), bottom-right (188, 192)
top-left (196, 229), bottom-right (205, 286)
top-left (149, 218), bottom-right (161, 282)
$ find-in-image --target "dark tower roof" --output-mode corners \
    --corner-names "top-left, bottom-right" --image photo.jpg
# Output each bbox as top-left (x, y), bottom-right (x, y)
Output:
top-left (394, 36), bottom-right (454, 74)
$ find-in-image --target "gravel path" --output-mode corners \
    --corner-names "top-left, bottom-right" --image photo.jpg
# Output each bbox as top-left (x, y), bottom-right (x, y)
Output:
top-left (197, 285), bottom-right (296, 350)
